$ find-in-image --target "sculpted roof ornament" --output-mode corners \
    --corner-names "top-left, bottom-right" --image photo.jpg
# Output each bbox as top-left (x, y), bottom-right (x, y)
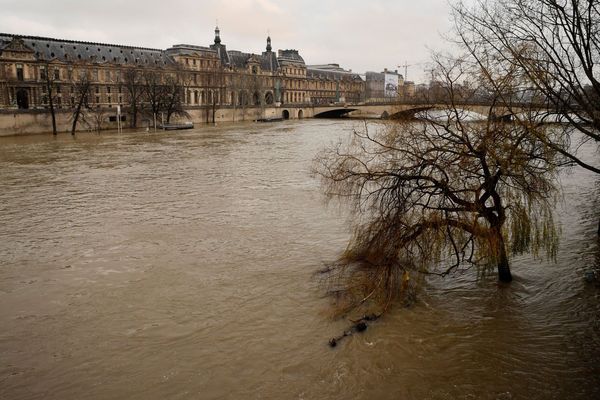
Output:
top-left (214, 26), bottom-right (221, 45)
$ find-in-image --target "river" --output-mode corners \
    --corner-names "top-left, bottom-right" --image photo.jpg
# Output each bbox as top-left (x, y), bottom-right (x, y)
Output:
top-left (0, 120), bottom-right (599, 399)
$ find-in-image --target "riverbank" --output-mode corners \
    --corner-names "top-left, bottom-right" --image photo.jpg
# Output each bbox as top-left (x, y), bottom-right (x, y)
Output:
top-left (0, 105), bottom-right (315, 137)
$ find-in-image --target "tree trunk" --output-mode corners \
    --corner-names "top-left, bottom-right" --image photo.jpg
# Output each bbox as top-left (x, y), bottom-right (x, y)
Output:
top-left (46, 78), bottom-right (57, 135)
top-left (71, 104), bottom-right (82, 136)
top-left (494, 227), bottom-right (513, 282)
top-left (131, 104), bottom-right (137, 128)
top-left (48, 96), bottom-right (57, 135)
top-left (212, 100), bottom-right (217, 124)
top-left (50, 109), bottom-right (57, 135)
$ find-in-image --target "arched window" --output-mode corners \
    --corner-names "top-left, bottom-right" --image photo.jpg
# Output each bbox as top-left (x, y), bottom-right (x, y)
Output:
top-left (265, 92), bottom-right (274, 105)
top-left (253, 91), bottom-right (260, 106)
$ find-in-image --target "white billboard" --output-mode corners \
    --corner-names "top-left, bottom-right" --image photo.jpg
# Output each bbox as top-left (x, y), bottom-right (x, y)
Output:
top-left (384, 73), bottom-right (399, 97)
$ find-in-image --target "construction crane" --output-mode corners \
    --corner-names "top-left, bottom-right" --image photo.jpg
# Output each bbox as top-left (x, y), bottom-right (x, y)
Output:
top-left (398, 61), bottom-right (412, 81)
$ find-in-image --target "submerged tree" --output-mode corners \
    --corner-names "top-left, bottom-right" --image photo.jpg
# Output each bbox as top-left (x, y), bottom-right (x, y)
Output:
top-left (314, 58), bottom-right (561, 316)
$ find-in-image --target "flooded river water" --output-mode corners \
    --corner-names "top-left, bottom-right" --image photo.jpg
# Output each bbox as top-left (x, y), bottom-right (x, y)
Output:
top-left (0, 120), bottom-right (599, 399)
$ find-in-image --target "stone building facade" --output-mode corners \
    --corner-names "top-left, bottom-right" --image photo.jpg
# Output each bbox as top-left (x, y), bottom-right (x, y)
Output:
top-left (0, 28), bottom-right (366, 130)
top-left (365, 69), bottom-right (405, 101)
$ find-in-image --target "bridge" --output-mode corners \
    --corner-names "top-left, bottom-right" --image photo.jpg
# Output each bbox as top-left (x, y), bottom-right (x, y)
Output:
top-left (275, 101), bottom-right (536, 121)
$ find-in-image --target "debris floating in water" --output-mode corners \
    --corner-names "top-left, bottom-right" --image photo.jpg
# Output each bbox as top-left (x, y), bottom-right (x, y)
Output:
top-left (328, 314), bottom-right (380, 348)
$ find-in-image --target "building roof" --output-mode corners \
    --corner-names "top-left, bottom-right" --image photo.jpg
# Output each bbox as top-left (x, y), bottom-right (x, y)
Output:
top-left (308, 65), bottom-right (363, 82)
top-left (0, 33), bottom-right (174, 66)
top-left (226, 49), bottom-right (279, 72)
top-left (277, 49), bottom-right (305, 64)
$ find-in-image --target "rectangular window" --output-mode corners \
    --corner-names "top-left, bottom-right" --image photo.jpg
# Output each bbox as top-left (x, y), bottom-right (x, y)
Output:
top-left (107, 86), bottom-right (111, 94)
top-left (54, 68), bottom-right (60, 80)
top-left (16, 64), bottom-right (24, 81)
top-left (93, 69), bottom-right (99, 81)
top-left (95, 95), bottom-right (100, 104)
top-left (40, 66), bottom-right (47, 80)
top-left (109, 116), bottom-right (117, 122)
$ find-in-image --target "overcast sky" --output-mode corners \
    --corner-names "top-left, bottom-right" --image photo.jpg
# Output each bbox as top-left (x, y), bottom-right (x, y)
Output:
top-left (0, 0), bottom-right (459, 82)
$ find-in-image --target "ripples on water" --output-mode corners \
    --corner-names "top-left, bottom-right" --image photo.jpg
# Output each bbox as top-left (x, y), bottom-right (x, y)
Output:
top-left (0, 120), bottom-right (598, 399)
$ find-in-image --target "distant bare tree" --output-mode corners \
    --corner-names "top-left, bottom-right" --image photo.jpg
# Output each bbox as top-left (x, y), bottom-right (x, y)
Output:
top-left (39, 62), bottom-right (59, 135)
top-left (162, 71), bottom-right (189, 123)
top-left (142, 68), bottom-right (164, 128)
top-left (123, 66), bottom-right (146, 128)
top-left (69, 70), bottom-right (92, 136)
top-left (208, 65), bottom-right (225, 124)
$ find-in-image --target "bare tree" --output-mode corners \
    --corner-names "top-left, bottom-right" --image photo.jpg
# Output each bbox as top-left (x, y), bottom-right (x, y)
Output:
top-left (142, 68), bottom-right (164, 128)
top-left (231, 72), bottom-right (250, 121)
top-left (208, 65), bottom-right (225, 124)
top-left (123, 66), bottom-right (146, 128)
top-left (69, 69), bottom-right (92, 136)
top-left (452, 0), bottom-right (600, 174)
top-left (314, 57), bottom-right (561, 316)
top-left (40, 62), bottom-right (59, 135)
top-left (162, 71), bottom-right (189, 123)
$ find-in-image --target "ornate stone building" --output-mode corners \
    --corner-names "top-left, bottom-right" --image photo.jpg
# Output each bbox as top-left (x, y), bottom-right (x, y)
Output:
top-left (0, 28), bottom-right (366, 130)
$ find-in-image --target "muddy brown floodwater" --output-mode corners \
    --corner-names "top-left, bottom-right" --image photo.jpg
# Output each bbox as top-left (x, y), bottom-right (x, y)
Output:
top-left (0, 120), bottom-right (599, 399)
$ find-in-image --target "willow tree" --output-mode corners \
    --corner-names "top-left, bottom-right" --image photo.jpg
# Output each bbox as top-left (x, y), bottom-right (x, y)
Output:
top-left (314, 57), bottom-right (561, 316)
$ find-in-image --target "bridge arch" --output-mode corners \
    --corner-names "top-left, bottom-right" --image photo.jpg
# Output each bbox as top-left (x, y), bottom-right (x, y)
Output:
top-left (282, 109), bottom-right (290, 120)
top-left (297, 109), bottom-right (304, 119)
top-left (314, 108), bottom-right (357, 118)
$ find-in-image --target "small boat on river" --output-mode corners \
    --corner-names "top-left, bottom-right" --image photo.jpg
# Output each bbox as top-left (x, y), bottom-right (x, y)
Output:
top-left (159, 122), bottom-right (194, 130)
top-left (257, 117), bottom-right (284, 123)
